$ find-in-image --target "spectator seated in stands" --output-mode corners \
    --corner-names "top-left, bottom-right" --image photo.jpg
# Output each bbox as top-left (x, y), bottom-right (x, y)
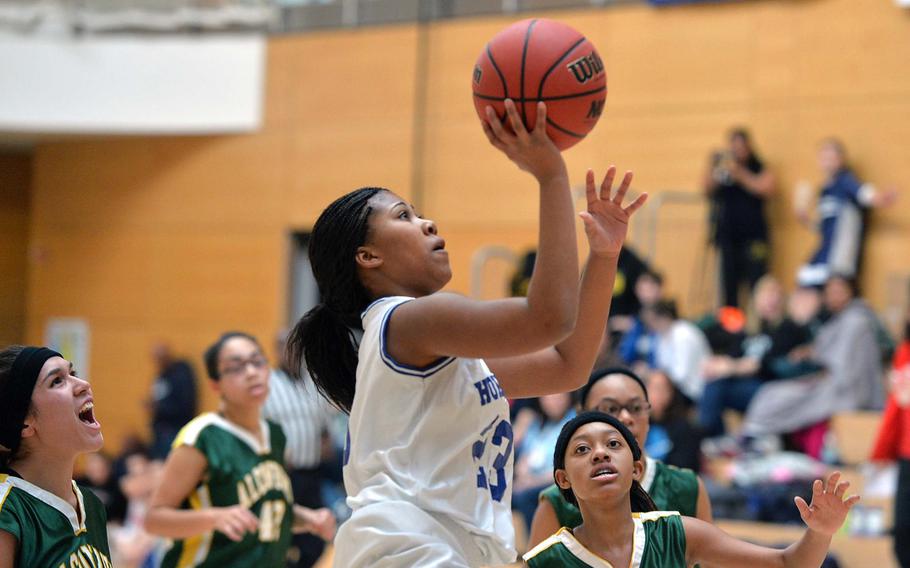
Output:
top-left (870, 300), bottom-right (910, 567)
top-left (511, 393), bottom-right (576, 531)
top-left (645, 369), bottom-right (703, 473)
top-left (698, 276), bottom-right (791, 439)
top-left (641, 299), bottom-right (711, 404)
top-left (742, 274), bottom-right (885, 455)
top-left (616, 269), bottom-right (663, 368)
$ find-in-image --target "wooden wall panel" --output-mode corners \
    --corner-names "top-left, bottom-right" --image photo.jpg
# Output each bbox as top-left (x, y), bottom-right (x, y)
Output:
top-left (0, 154), bottom-right (30, 346)
top-left (24, 0), bottom-right (910, 450)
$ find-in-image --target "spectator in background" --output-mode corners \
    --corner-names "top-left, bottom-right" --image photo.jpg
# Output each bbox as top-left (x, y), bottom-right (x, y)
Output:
top-left (148, 342), bottom-right (197, 460)
top-left (641, 299), bottom-right (711, 403)
top-left (261, 330), bottom-right (338, 568)
top-left (704, 128), bottom-right (775, 308)
top-left (645, 369), bottom-right (702, 472)
top-left (109, 449), bottom-right (163, 568)
top-left (698, 276), bottom-right (785, 438)
top-left (870, 300), bottom-right (910, 568)
top-left (606, 246), bottom-right (653, 327)
top-left (796, 138), bottom-right (897, 287)
top-left (617, 269), bottom-right (663, 367)
top-left (742, 275), bottom-right (885, 452)
top-left (511, 392), bottom-right (576, 530)
top-left (76, 451), bottom-right (127, 525)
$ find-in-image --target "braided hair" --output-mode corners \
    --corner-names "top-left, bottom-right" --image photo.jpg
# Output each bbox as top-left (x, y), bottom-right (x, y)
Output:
top-left (286, 187), bottom-right (386, 413)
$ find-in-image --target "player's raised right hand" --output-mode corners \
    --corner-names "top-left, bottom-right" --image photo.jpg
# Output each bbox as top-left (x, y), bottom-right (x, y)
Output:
top-left (482, 100), bottom-right (567, 185)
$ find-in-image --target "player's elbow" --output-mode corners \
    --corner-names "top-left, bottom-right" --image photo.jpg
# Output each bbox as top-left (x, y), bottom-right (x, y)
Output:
top-left (536, 311), bottom-right (576, 343)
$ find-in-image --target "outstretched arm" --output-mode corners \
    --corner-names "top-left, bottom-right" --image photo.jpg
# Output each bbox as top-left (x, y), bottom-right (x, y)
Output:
top-left (144, 445), bottom-right (259, 542)
top-left (528, 499), bottom-right (562, 549)
top-left (685, 472), bottom-right (858, 568)
top-left (490, 167), bottom-right (647, 398)
top-left (388, 100), bottom-right (580, 366)
top-left (0, 530), bottom-right (15, 568)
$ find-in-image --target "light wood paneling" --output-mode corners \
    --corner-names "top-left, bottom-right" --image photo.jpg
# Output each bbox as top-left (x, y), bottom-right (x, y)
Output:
top-left (0, 154), bottom-right (30, 346)
top-left (24, 0), bottom-right (910, 450)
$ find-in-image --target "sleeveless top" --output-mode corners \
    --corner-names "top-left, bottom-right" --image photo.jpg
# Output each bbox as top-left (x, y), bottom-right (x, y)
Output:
top-left (343, 296), bottom-right (516, 563)
top-left (524, 511), bottom-right (687, 567)
top-left (539, 457), bottom-right (699, 528)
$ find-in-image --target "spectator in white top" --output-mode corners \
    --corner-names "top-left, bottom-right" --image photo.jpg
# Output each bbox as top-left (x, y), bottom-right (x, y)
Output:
top-left (261, 330), bottom-right (337, 568)
top-left (642, 300), bottom-right (711, 403)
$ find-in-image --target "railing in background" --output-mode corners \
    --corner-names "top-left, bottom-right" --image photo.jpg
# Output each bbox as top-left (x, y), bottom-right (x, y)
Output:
top-left (469, 189), bottom-right (718, 317)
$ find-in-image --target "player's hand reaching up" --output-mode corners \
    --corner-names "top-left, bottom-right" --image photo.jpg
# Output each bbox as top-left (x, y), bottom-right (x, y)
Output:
top-left (211, 505), bottom-right (259, 542)
top-left (795, 471), bottom-right (860, 537)
top-left (580, 167), bottom-right (647, 258)
top-left (482, 100), bottom-right (567, 185)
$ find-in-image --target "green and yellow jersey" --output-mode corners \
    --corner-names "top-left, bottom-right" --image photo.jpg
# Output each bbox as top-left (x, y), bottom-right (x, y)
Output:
top-left (160, 412), bottom-right (294, 568)
top-left (0, 474), bottom-right (112, 568)
top-left (539, 457), bottom-right (699, 528)
top-left (523, 511), bottom-right (687, 568)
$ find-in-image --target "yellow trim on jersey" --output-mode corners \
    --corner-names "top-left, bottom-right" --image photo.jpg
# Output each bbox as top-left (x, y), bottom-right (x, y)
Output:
top-left (0, 476), bottom-right (11, 513)
top-left (522, 527), bottom-right (569, 561)
top-left (633, 510), bottom-right (680, 522)
top-left (175, 484), bottom-right (213, 568)
top-left (173, 413), bottom-right (220, 449)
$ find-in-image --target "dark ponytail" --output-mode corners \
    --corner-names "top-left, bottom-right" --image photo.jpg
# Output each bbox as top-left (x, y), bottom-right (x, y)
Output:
top-left (286, 187), bottom-right (385, 413)
top-left (631, 480), bottom-right (657, 513)
top-left (553, 411), bottom-right (656, 513)
top-left (0, 345), bottom-right (26, 470)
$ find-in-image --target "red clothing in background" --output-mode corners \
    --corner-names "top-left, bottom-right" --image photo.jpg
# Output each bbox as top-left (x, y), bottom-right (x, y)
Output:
top-left (871, 342), bottom-right (910, 461)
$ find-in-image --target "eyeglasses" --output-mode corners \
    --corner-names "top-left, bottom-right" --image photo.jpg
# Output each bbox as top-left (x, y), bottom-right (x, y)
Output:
top-left (219, 355), bottom-right (268, 377)
top-left (593, 398), bottom-right (651, 418)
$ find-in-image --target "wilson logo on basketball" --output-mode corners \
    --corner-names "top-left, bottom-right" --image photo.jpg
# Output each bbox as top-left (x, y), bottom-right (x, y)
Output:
top-left (473, 66), bottom-right (483, 84)
top-left (566, 52), bottom-right (604, 84)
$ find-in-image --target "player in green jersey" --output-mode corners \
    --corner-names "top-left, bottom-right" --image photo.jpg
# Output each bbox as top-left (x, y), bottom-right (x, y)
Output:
top-left (529, 368), bottom-right (711, 547)
top-left (144, 332), bottom-right (335, 568)
top-left (0, 345), bottom-right (112, 568)
top-left (525, 411), bottom-right (858, 568)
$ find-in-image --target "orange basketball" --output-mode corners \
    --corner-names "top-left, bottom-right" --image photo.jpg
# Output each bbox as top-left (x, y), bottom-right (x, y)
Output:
top-left (472, 18), bottom-right (607, 151)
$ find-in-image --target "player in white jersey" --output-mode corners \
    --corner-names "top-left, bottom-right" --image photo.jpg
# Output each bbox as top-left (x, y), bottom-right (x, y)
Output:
top-left (285, 100), bottom-right (647, 567)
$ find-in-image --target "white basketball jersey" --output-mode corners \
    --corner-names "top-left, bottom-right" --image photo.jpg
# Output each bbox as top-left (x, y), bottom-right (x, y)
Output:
top-left (344, 296), bottom-right (516, 564)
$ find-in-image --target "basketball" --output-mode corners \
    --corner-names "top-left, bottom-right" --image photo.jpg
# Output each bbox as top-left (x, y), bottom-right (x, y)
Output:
top-left (472, 18), bottom-right (607, 151)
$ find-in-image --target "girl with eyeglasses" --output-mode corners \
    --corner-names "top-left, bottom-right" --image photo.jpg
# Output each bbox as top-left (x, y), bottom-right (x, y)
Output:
top-left (525, 411), bottom-right (857, 567)
top-left (528, 368), bottom-right (712, 548)
top-left (0, 345), bottom-right (112, 568)
top-left (144, 332), bottom-right (335, 568)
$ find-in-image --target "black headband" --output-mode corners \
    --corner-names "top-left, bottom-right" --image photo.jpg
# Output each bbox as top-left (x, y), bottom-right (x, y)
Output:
top-left (0, 347), bottom-right (62, 454)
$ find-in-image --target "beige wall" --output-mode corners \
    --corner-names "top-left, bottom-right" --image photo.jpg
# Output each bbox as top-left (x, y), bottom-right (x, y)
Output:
top-left (25, 0), bottom-right (910, 450)
top-left (0, 154), bottom-right (31, 346)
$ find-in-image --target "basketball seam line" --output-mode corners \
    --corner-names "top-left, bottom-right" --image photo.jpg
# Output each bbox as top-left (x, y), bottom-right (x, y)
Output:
top-left (537, 36), bottom-right (589, 100)
top-left (519, 19), bottom-right (537, 127)
top-left (546, 117), bottom-right (584, 139)
top-left (472, 85), bottom-right (606, 102)
top-left (486, 44), bottom-right (509, 100)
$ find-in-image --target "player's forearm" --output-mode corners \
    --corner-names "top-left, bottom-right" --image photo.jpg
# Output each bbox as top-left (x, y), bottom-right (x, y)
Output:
top-left (526, 169), bottom-right (579, 338)
top-left (144, 507), bottom-right (217, 539)
top-left (549, 253), bottom-right (617, 387)
top-left (780, 529), bottom-right (832, 568)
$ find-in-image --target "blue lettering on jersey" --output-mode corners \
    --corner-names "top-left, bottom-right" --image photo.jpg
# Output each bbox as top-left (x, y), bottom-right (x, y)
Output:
top-left (472, 418), bottom-right (514, 502)
top-left (473, 374), bottom-right (505, 406)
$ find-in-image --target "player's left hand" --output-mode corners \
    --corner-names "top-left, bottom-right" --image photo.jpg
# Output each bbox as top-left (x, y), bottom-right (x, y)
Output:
top-left (795, 471), bottom-right (860, 536)
top-left (579, 166), bottom-right (647, 258)
top-left (292, 505), bottom-right (337, 541)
